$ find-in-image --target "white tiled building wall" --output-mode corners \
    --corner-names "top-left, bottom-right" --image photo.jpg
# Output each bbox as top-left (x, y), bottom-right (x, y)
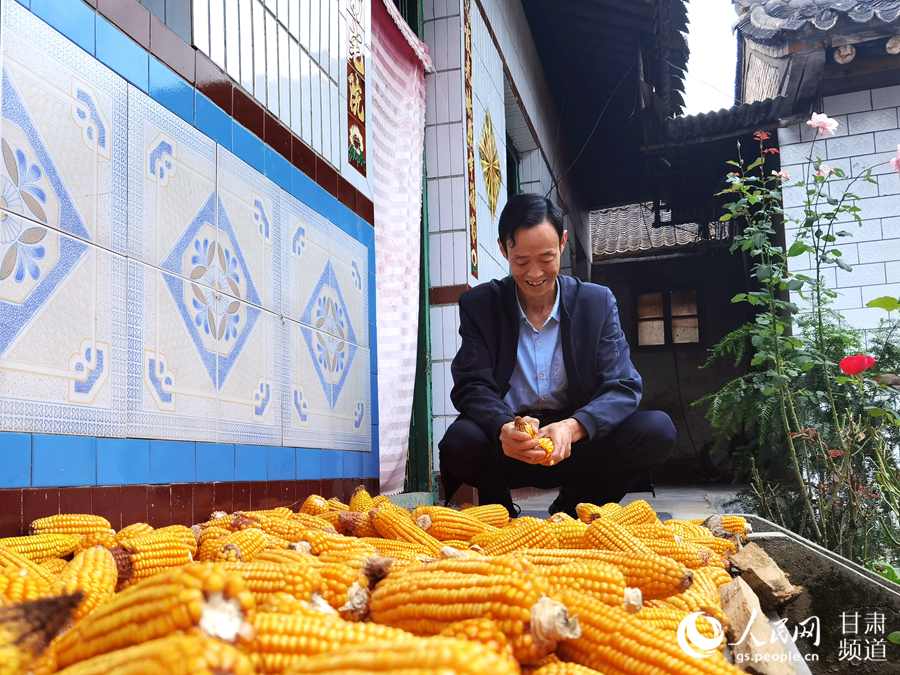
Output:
top-left (192, 0), bottom-right (372, 198)
top-left (779, 86), bottom-right (900, 336)
top-left (423, 0), bottom-right (584, 473)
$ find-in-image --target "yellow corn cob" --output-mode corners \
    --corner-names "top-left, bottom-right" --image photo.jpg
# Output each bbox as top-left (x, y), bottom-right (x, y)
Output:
top-left (516, 548), bottom-right (693, 600)
top-left (314, 547), bottom-right (387, 619)
top-left (515, 416), bottom-right (555, 463)
top-left (53, 632), bottom-right (254, 675)
top-left (575, 502), bottom-right (622, 524)
top-left (338, 511), bottom-right (379, 538)
top-left (283, 636), bottom-right (522, 674)
top-left (548, 519), bottom-right (589, 548)
top-left (685, 535), bottom-right (738, 556)
top-left (239, 515), bottom-right (309, 541)
top-left (665, 520), bottom-right (713, 539)
top-left (626, 523), bottom-right (677, 541)
top-left (31, 515), bottom-right (111, 537)
top-left (369, 565), bottom-right (581, 664)
top-left (317, 510), bottom-right (346, 530)
top-left (441, 538), bottom-right (474, 550)
top-left (643, 539), bottom-right (725, 569)
top-left (245, 610), bottom-right (416, 673)
top-left (0, 566), bottom-right (53, 603)
top-left (50, 564), bottom-right (255, 669)
top-left (358, 537), bottom-right (433, 561)
top-left (389, 555), bottom-right (533, 580)
top-left (606, 499), bottom-right (659, 527)
top-left (152, 525), bottom-right (199, 556)
top-left (582, 518), bottom-right (654, 555)
top-left (689, 566), bottom-right (725, 605)
top-left (0, 534), bottom-right (81, 563)
top-left (197, 527), bottom-right (230, 561)
top-left (248, 507), bottom-right (293, 519)
top-left (287, 511), bottom-right (337, 532)
top-left (370, 507), bottom-right (443, 556)
top-left (0, 593), bottom-right (83, 675)
top-left (526, 660), bottom-right (608, 675)
top-left (114, 522), bottom-right (154, 542)
top-left (471, 519), bottom-right (558, 555)
top-left (213, 528), bottom-right (268, 562)
top-left (75, 530), bottom-right (117, 552)
top-left (371, 494), bottom-right (392, 507)
top-left (111, 531), bottom-right (194, 588)
top-left (461, 504), bottom-right (510, 528)
top-left (438, 617), bottom-right (515, 658)
top-left (39, 558), bottom-right (69, 575)
top-left (257, 591), bottom-right (331, 615)
top-left (326, 497), bottom-right (350, 511)
top-left (299, 495), bottom-right (330, 516)
top-left (255, 548), bottom-right (313, 566)
top-left (691, 515), bottom-right (750, 537)
top-left (558, 590), bottom-right (741, 674)
top-left (348, 485), bottom-right (375, 512)
top-left (292, 529), bottom-right (359, 556)
top-left (645, 587), bottom-right (729, 629)
top-left (694, 565), bottom-right (733, 589)
top-left (412, 506), bottom-right (496, 541)
top-left (544, 561), bottom-right (641, 612)
top-left (55, 547), bottom-right (117, 620)
top-left (193, 561), bottom-right (324, 605)
top-left (634, 607), bottom-right (720, 642)
top-left (0, 547), bottom-right (58, 588)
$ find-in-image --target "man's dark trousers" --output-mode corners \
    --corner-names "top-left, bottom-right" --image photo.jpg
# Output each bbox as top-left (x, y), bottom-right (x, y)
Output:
top-left (439, 409), bottom-right (676, 516)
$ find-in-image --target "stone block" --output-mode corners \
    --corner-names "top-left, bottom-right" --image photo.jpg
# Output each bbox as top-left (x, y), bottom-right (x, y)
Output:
top-left (826, 133), bottom-right (875, 159)
top-left (858, 238), bottom-right (900, 264)
top-left (836, 261), bottom-right (886, 287)
top-left (872, 85), bottom-right (900, 109)
top-left (848, 108), bottom-right (898, 134)
top-left (823, 90), bottom-right (872, 115)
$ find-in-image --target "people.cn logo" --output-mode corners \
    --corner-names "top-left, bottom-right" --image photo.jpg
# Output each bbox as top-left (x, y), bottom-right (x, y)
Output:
top-left (676, 611), bottom-right (726, 658)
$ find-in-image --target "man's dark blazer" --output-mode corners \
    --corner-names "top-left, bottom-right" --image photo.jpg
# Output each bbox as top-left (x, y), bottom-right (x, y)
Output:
top-left (449, 274), bottom-right (643, 444)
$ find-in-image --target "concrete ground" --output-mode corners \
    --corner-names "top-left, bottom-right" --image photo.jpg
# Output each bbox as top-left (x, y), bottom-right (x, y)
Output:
top-left (512, 484), bottom-right (746, 520)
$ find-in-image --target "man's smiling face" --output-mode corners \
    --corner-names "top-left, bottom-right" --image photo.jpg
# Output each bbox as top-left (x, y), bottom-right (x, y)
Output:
top-left (500, 220), bottom-right (567, 304)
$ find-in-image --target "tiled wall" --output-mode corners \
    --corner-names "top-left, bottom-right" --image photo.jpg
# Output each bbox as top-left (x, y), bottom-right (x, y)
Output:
top-left (423, 0), bottom-right (581, 472)
top-left (0, 0), bottom-right (377, 503)
top-left (192, 0), bottom-right (371, 199)
top-left (779, 86), bottom-right (900, 337)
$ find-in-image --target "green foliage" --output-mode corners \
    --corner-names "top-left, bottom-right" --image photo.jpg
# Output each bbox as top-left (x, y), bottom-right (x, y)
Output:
top-left (696, 130), bottom-right (900, 566)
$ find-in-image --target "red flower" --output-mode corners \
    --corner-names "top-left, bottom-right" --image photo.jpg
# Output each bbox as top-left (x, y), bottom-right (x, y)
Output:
top-left (828, 449), bottom-right (844, 459)
top-left (839, 354), bottom-right (877, 376)
top-left (753, 130), bottom-right (771, 141)
top-left (762, 147), bottom-right (780, 155)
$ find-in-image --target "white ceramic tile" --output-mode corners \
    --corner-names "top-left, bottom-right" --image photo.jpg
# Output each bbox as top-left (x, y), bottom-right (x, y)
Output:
top-left (1, 4), bottom-right (128, 253)
top-left (438, 231), bottom-right (453, 286)
top-left (430, 354), bottom-right (445, 417)
top-left (331, 253), bottom-right (369, 348)
top-left (253, 0), bottom-right (267, 103)
top-left (426, 178), bottom-right (440, 232)
top-left (128, 89), bottom-right (217, 270)
top-left (429, 305), bottom-right (444, 360)
top-left (0, 230), bottom-right (126, 436)
top-left (436, 124), bottom-right (451, 175)
top-left (450, 122), bottom-right (465, 175)
top-left (217, 146), bottom-right (281, 314)
top-left (225, 0), bottom-right (241, 81)
top-left (278, 24), bottom-right (291, 128)
top-left (311, 66), bottom-right (323, 155)
top-left (331, 83), bottom-right (341, 168)
top-left (209, 0), bottom-right (227, 69)
top-left (438, 177), bottom-right (453, 230)
top-left (126, 259), bottom-right (218, 441)
top-left (239, 0), bottom-right (255, 91)
top-left (283, 319), bottom-right (370, 451)
top-left (428, 231), bottom-right (443, 285)
top-left (266, 10), bottom-right (280, 116)
top-left (218, 302), bottom-right (282, 445)
top-left (452, 229), bottom-right (467, 285)
top-left (425, 125), bottom-right (438, 178)
top-left (446, 16), bottom-right (461, 70)
top-left (441, 305), bottom-right (457, 362)
top-left (300, 0), bottom-right (311, 50)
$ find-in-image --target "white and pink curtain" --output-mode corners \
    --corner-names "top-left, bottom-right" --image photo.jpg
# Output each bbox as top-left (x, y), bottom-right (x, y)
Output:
top-left (371, 0), bottom-right (432, 494)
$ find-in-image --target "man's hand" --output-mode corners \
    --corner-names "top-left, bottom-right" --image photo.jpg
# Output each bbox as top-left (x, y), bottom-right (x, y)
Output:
top-left (499, 417), bottom-right (547, 464)
top-left (538, 418), bottom-right (586, 466)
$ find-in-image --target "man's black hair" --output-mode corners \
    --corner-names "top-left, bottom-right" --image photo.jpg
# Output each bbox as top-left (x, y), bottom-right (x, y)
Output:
top-left (498, 193), bottom-right (564, 250)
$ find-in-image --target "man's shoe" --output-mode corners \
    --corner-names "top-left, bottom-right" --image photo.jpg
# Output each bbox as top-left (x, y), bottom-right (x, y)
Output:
top-left (548, 490), bottom-right (577, 519)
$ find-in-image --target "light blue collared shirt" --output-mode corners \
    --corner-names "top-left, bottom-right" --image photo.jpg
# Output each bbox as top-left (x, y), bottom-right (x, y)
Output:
top-left (503, 280), bottom-right (568, 414)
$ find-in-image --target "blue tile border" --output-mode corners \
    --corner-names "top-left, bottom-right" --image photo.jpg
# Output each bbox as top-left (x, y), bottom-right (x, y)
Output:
top-left (1, 432), bottom-right (376, 487)
top-left (150, 57), bottom-right (193, 124)
top-left (30, 0), bottom-right (94, 54)
top-left (195, 91), bottom-right (232, 149)
top-left (95, 15), bottom-right (149, 91)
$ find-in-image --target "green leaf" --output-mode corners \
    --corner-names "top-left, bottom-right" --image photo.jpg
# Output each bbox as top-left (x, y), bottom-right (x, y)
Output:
top-left (888, 631), bottom-right (900, 646)
top-left (720, 213), bottom-right (732, 222)
top-left (787, 241), bottom-right (810, 257)
top-left (866, 296), bottom-right (900, 312)
top-left (835, 258), bottom-right (853, 273)
top-left (787, 279), bottom-right (804, 291)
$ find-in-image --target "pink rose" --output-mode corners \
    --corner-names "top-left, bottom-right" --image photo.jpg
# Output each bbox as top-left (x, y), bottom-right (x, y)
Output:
top-left (806, 112), bottom-right (839, 137)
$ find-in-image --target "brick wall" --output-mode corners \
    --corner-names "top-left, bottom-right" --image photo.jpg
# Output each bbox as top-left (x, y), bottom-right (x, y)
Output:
top-left (778, 86), bottom-right (900, 338)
